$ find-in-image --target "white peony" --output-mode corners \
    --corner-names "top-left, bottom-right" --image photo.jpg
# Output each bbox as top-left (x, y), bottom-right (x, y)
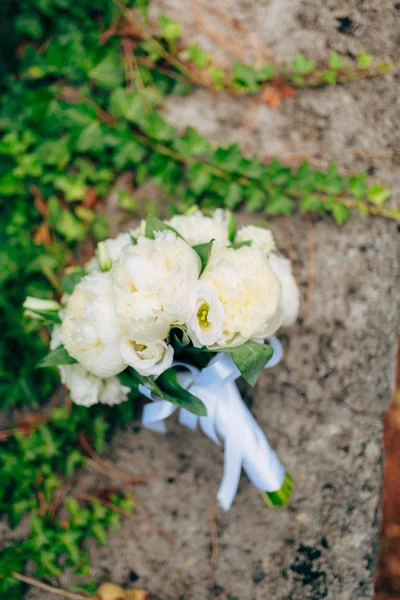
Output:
top-left (120, 337), bottom-right (173, 376)
top-left (113, 230), bottom-right (201, 343)
top-left (59, 365), bottom-right (130, 407)
top-left (167, 209), bottom-right (231, 247)
top-left (235, 225), bottom-right (275, 256)
top-left (61, 272), bottom-right (126, 378)
top-left (51, 326), bottom-right (129, 407)
top-left (201, 245), bottom-right (280, 347)
top-left (268, 253), bottom-right (300, 327)
top-left (187, 281), bottom-right (225, 348)
top-left (86, 231), bottom-right (136, 273)
top-left (98, 376), bottom-right (131, 406)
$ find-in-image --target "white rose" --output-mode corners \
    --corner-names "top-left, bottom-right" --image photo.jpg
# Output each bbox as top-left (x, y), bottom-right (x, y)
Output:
top-left (61, 271), bottom-right (126, 378)
top-left (235, 225), bottom-right (275, 256)
top-left (201, 245), bottom-right (280, 347)
top-left (167, 209), bottom-right (231, 247)
top-left (268, 253), bottom-right (300, 327)
top-left (187, 282), bottom-right (225, 348)
top-left (120, 337), bottom-right (173, 376)
top-left (60, 364), bottom-right (130, 407)
top-left (113, 230), bottom-right (201, 343)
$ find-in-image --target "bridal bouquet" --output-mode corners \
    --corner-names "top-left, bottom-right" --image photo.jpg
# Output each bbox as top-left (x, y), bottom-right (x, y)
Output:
top-left (25, 209), bottom-right (299, 510)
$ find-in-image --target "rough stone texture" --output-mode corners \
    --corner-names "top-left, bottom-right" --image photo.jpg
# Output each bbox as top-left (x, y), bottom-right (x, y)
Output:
top-left (18, 0), bottom-right (400, 598)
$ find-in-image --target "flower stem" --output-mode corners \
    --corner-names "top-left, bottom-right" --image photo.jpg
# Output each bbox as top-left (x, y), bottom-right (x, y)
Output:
top-left (261, 472), bottom-right (294, 508)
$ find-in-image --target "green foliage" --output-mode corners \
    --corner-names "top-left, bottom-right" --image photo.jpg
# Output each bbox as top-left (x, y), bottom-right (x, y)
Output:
top-left (0, 404), bottom-right (135, 597)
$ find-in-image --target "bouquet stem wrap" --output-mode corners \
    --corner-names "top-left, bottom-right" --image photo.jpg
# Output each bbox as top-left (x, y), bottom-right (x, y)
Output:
top-left (141, 337), bottom-right (290, 510)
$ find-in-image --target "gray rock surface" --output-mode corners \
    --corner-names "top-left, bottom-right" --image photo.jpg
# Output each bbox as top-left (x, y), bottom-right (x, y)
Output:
top-left (22, 0), bottom-right (400, 598)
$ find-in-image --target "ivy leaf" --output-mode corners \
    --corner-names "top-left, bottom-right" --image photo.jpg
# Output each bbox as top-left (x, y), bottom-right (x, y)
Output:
top-left (216, 340), bottom-right (273, 386)
top-left (89, 53), bottom-right (124, 89)
top-left (348, 172), bottom-right (367, 199)
top-left (36, 346), bottom-right (77, 369)
top-left (193, 239), bottom-right (214, 274)
top-left (158, 15), bottom-right (182, 42)
top-left (208, 65), bottom-right (225, 89)
top-left (328, 51), bottom-right (347, 70)
top-left (367, 183), bottom-right (390, 206)
top-left (332, 203), bottom-right (350, 225)
top-left (300, 195), bottom-right (324, 213)
top-left (231, 62), bottom-right (260, 92)
top-left (291, 52), bottom-right (316, 75)
top-left (173, 126), bottom-right (211, 157)
top-left (185, 44), bottom-right (210, 68)
top-left (357, 49), bottom-right (373, 69)
top-left (322, 70), bottom-right (337, 84)
top-left (225, 182), bottom-right (242, 209)
top-left (157, 368), bottom-right (207, 416)
top-left (265, 192), bottom-right (294, 215)
top-left (256, 64), bottom-right (275, 81)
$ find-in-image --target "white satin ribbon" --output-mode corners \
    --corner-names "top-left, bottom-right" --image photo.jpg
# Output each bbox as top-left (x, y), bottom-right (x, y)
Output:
top-left (141, 337), bottom-right (285, 510)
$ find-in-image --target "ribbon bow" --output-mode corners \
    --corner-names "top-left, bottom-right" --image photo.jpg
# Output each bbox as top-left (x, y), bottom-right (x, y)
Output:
top-left (141, 337), bottom-right (285, 510)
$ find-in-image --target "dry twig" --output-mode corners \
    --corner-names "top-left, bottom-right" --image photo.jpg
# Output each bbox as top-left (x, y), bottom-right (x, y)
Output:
top-left (12, 573), bottom-right (87, 600)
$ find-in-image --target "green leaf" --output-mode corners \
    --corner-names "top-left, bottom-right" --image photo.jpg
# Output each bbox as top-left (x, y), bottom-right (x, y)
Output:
top-left (228, 212), bottom-right (236, 242)
top-left (145, 214), bottom-right (182, 239)
top-left (173, 127), bottom-right (211, 157)
top-left (367, 183), bottom-right (390, 206)
top-left (225, 182), bottom-right (242, 209)
top-left (61, 268), bottom-right (86, 294)
top-left (185, 44), bottom-right (210, 68)
top-left (187, 163), bottom-right (212, 194)
top-left (76, 122), bottom-right (104, 152)
top-left (89, 53), bottom-right (124, 89)
top-left (348, 172), bottom-right (367, 199)
top-left (357, 49), bottom-right (373, 69)
top-left (55, 210), bottom-right (87, 241)
top-left (36, 346), bottom-right (77, 369)
top-left (256, 64), bottom-right (275, 81)
top-left (230, 240), bottom-right (252, 249)
top-left (245, 188), bottom-right (266, 212)
top-left (157, 368), bottom-right (207, 416)
top-left (15, 13), bottom-right (43, 39)
top-left (322, 70), bottom-right (337, 84)
top-left (328, 51), bottom-right (347, 70)
top-left (291, 52), bottom-right (316, 75)
top-left (332, 203), bottom-right (350, 225)
top-left (91, 523), bottom-right (108, 546)
top-left (300, 195), bottom-right (324, 213)
top-left (231, 62), bottom-right (260, 92)
top-left (158, 15), bottom-right (182, 42)
top-left (208, 66), bottom-right (225, 90)
top-left (193, 239), bottom-right (214, 274)
top-left (216, 340), bottom-right (273, 386)
top-left (265, 193), bottom-right (294, 215)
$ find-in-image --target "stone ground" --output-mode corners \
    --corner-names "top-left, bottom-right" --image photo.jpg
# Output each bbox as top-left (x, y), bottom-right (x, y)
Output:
top-left (14, 0), bottom-right (400, 598)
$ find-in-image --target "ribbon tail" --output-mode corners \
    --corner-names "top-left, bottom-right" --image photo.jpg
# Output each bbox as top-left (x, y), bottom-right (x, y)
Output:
top-left (217, 434), bottom-right (243, 511)
top-left (142, 400), bottom-right (176, 433)
top-left (179, 408), bottom-right (198, 430)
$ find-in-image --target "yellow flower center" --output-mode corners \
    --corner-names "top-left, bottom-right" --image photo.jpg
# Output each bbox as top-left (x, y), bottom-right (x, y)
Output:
top-left (197, 303), bottom-right (210, 328)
